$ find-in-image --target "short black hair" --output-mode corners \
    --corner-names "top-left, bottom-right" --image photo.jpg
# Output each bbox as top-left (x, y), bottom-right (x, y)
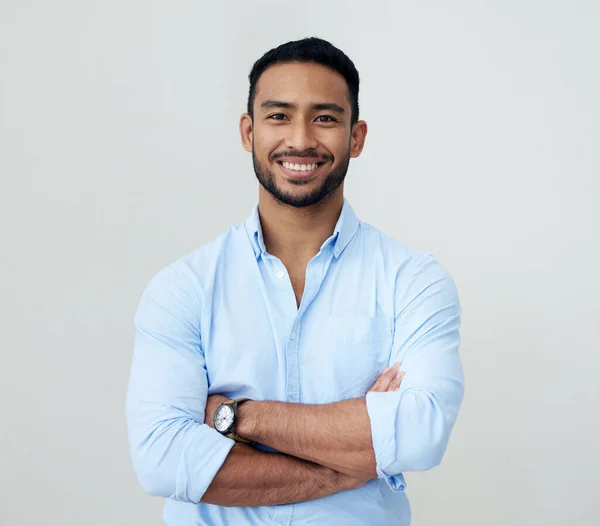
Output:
top-left (247, 37), bottom-right (360, 125)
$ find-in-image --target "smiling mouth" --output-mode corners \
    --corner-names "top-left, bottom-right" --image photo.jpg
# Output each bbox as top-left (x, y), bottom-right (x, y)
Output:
top-left (276, 160), bottom-right (327, 177)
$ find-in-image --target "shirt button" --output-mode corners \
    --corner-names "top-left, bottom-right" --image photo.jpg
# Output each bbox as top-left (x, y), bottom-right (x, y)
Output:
top-left (276, 270), bottom-right (285, 279)
top-left (290, 331), bottom-right (297, 340)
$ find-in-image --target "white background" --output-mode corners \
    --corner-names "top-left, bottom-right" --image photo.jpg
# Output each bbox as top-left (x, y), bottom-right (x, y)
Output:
top-left (1, 1), bottom-right (599, 524)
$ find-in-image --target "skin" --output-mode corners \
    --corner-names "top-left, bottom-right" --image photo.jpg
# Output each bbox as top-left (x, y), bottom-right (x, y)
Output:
top-left (239, 62), bottom-right (368, 306)
top-left (200, 443), bottom-right (361, 507)
top-left (202, 365), bottom-right (404, 506)
top-left (201, 62), bottom-right (403, 506)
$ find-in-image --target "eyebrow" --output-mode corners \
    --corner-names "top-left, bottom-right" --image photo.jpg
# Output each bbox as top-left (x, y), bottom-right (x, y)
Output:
top-left (260, 100), bottom-right (346, 114)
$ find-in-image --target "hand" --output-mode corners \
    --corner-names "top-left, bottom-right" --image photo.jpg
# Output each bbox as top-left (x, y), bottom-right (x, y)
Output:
top-left (367, 362), bottom-right (404, 393)
top-left (204, 394), bottom-right (230, 429)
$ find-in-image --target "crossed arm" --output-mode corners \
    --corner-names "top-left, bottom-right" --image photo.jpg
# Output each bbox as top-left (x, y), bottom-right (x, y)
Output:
top-left (201, 366), bottom-right (404, 507)
top-left (198, 443), bottom-right (354, 507)
top-left (126, 255), bottom-right (463, 508)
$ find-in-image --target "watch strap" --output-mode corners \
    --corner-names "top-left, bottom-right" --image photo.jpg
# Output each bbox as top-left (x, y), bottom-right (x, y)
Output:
top-left (224, 398), bottom-right (253, 443)
top-left (224, 431), bottom-right (253, 444)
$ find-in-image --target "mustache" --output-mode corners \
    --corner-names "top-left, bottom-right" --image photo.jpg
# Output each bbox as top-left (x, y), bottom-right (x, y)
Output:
top-left (271, 149), bottom-right (333, 162)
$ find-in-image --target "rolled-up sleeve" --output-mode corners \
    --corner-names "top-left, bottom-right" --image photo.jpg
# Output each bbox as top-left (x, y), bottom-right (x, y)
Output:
top-left (366, 253), bottom-right (464, 491)
top-left (125, 264), bottom-right (235, 503)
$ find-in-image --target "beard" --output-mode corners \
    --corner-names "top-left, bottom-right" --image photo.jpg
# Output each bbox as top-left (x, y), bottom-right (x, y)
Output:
top-left (252, 145), bottom-right (351, 208)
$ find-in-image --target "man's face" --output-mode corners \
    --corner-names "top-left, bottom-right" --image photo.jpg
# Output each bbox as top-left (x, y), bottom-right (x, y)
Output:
top-left (240, 62), bottom-right (366, 208)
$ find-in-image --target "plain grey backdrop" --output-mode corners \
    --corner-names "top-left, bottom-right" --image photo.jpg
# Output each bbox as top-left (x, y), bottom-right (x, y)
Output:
top-left (1, 1), bottom-right (599, 525)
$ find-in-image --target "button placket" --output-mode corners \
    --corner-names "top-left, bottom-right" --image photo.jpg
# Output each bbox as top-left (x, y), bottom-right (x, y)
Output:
top-left (285, 328), bottom-right (300, 403)
top-left (285, 254), bottom-right (328, 404)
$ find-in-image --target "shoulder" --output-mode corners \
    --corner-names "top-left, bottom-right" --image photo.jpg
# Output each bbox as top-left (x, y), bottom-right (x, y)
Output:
top-left (358, 220), bottom-right (430, 271)
top-left (139, 222), bottom-right (246, 306)
top-left (358, 221), bottom-right (459, 303)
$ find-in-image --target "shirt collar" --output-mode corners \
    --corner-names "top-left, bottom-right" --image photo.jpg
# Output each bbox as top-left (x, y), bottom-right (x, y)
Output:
top-left (244, 198), bottom-right (360, 260)
top-left (244, 203), bottom-right (267, 259)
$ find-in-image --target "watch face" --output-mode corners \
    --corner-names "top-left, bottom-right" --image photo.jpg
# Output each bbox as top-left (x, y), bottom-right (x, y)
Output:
top-left (214, 404), bottom-right (234, 433)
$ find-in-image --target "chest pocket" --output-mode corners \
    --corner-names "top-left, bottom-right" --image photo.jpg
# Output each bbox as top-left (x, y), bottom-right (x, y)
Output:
top-left (313, 316), bottom-right (393, 402)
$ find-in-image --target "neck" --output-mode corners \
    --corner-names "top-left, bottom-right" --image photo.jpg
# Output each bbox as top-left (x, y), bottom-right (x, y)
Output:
top-left (257, 187), bottom-right (344, 261)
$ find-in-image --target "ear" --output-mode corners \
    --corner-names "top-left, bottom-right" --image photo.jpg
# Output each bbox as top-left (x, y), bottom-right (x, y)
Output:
top-left (239, 113), bottom-right (253, 153)
top-left (349, 120), bottom-right (368, 158)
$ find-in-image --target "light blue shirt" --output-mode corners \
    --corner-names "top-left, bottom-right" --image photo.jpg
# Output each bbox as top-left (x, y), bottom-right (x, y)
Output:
top-left (126, 199), bottom-right (464, 525)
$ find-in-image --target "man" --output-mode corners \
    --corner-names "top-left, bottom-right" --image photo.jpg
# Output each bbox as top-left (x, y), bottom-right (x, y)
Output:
top-left (126, 37), bottom-right (464, 525)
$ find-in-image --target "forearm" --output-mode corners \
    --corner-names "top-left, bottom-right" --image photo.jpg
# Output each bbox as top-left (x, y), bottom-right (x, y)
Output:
top-left (237, 398), bottom-right (377, 479)
top-left (201, 443), bottom-right (354, 507)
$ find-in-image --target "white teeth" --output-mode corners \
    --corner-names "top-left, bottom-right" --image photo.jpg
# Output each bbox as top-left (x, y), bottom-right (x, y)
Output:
top-left (282, 162), bottom-right (319, 171)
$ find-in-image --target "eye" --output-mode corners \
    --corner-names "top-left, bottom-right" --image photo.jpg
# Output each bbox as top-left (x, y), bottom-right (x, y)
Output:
top-left (267, 113), bottom-right (287, 120)
top-left (315, 115), bottom-right (336, 123)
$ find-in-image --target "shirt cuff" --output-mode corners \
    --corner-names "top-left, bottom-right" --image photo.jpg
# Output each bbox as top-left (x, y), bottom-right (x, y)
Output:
top-left (365, 390), bottom-right (406, 492)
top-left (172, 424), bottom-right (235, 503)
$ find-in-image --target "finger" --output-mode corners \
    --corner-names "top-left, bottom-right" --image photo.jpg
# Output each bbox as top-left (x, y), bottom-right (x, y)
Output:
top-left (383, 362), bottom-right (401, 387)
top-left (376, 369), bottom-right (396, 392)
top-left (367, 362), bottom-right (401, 393)
top-left (369, 365), bottom-right (398, 392)
top-left (388, 371), bottom-right (405, 391)
top-left (367, 367), bottom-right (390, 392)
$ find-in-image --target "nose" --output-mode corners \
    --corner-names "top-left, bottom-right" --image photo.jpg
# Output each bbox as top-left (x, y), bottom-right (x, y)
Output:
top-left (286, 119), bottom-right (318, 151)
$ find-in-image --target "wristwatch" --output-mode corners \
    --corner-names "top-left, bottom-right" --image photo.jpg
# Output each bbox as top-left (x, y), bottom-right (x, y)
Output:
top-left (213, 398), bottom-right (253, 443)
